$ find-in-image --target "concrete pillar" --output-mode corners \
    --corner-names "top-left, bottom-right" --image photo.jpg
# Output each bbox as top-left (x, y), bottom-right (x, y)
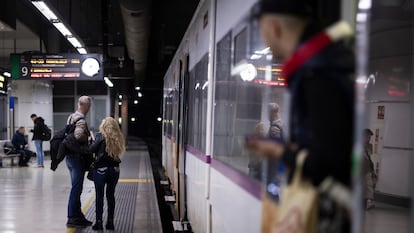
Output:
top-left (8, 80), bottom-right (53, 151)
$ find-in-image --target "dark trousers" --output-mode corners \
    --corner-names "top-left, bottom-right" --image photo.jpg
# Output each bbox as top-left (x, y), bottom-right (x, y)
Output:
top-left (16, 149), bottom-right (32, 165)
top-left (66, 155), bottom-right (86, 219)
top-left (93, 166), bottom-right (120, 221)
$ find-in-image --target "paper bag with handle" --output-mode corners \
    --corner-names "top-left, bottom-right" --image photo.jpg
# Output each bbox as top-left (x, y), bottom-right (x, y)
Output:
top-left (276, 150), bottom-right (318, 233)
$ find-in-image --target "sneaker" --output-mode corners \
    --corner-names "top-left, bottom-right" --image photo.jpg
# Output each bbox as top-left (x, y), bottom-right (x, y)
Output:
top-left (106, 220), bottom-right (114, 230)
top-left (92, 220), bottom-right (103, 230)
top-left (66, 218), bottom-right (93, 227)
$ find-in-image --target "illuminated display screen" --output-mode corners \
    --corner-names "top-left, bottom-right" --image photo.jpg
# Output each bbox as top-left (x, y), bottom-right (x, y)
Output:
top-left (11, 53), bottom-right (103, 80)
top-left (0, 74), bottom-right (7, 95)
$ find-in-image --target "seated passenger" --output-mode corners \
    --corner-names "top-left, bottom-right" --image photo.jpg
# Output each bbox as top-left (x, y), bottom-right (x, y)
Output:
top-left (12, 127), bottom-right (33, 167)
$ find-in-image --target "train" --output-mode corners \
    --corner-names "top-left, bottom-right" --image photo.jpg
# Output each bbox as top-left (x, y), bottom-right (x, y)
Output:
top-left (161, 0), bottom-right (413, 232)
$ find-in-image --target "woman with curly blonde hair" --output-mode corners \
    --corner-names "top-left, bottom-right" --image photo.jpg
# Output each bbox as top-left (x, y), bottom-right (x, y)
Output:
top-left (89, 117), bottom-right (125, 230)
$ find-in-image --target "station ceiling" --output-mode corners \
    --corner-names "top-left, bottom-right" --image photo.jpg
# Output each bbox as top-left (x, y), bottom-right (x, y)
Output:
top-left (0, 0), bottom-right (198, 89)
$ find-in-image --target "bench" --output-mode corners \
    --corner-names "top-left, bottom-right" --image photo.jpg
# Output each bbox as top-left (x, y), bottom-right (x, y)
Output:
top-left (0, 140), bottom-right (22, 167)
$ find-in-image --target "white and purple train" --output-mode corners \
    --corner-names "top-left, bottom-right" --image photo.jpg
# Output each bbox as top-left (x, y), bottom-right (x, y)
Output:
top-left (161, 0), bottom-right (413, 232)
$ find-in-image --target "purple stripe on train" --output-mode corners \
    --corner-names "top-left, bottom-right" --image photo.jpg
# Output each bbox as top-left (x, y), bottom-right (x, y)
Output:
top-left (185, 145), bottom-right (261, 200)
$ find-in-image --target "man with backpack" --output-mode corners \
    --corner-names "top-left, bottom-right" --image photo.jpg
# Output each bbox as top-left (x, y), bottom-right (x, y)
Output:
top-left (64, 96), bottom-right (93, 228)
top-left (30, 113), bottom-right (46, 168)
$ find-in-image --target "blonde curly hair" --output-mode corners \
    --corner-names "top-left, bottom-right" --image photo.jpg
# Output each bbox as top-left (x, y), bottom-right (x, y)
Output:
top-left (99, 117), bottom-right (125, 160)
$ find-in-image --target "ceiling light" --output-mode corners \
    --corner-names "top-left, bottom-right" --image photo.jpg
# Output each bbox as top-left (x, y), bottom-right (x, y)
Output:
top-left (135, 86), bottom-right (141, 90)
top-left (138, 92), bottom-right (143, 98)
top-left (77, 48), bottom-right (87, 54)
top-left (104, 77), bottom-right (113, 87)
top-left (32, 1), bottom-right (58, 21)
top-left (3, 72), bottom-right (11, 78)
top-left (134, 100), bottom-right (138, 104)
top-left (131, 117), bottom-right (136, 122)
top-left (157, 117), bottom-right (162, 122)
top-left (53, 22), bottom-right (72, 37)
top-left (358, 0), bottom-right (372, 10)
top-left (67, 36), bottom-right (82, 48)
top-left (31, 1), bottom-right (88, 55)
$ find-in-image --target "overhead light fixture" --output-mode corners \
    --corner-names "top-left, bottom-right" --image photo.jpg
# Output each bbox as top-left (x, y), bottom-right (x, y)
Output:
top-left (103, 77), bottom-right (113, 87)
top-left (3, 72), bottom-right (11, 78)
top-left (77, 48), bottom-right (87, 54)
top-left (358, 0), bottom-right (371, 10)
top-left (131, 117), bottom-right (136, 122)
top-left (32, 1), bottom-right (58, 21)
top-left (134, 100), bottom-right (138, 104)
top-left (138, 92), bottom-right (143, 98)
top-left (119, 95), bottom-right (123, 99)
top-left (31, 0), bottom-right (87, 55)
top-left (157, 117), bottom-right (162, 122)
top-left (67, 36), bottom-right (82, 48)
top-left (118, 102), bottom-right (122, 106)
top-left (53, 22), bottom-right (72, 37)
top-left (135, 86), bottom-right (141, 90)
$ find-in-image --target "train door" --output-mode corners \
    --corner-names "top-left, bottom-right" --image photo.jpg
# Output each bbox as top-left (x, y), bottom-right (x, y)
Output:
top-left (175, 55), bottom-right (190, 221)
top-left (358, 1), bottom-right (413, 232)
top-left (0, 96), bottom-right (7, 139)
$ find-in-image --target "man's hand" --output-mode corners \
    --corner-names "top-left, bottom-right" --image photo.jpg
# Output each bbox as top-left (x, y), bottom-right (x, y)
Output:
top-left (245, 136), bottom-right (284, 159)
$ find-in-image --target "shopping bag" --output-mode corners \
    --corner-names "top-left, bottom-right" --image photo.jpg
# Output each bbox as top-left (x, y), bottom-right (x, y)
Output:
top-left (261, 194), bottom-right (279, 233)
top-left (276, 150), bottom-right (318, 233)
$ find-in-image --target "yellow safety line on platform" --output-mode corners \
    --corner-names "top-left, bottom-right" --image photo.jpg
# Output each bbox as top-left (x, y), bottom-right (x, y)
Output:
top-left (118, 178), bottom-right (152, 183)
top-left (66, 192), bottom-right (96, 233)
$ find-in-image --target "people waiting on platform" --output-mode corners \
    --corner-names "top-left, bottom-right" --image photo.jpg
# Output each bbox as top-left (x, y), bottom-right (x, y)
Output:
top-left (30, 113), bottom-right (45, 168)
top-left (89, 117), bottom-right (125, 231)
top-left (11, 127), bottom-right (32, 167)
top-left (65, 96), bottom-right (93, 228)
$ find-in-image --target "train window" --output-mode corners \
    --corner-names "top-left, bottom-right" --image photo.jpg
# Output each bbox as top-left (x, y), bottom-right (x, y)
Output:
top-left (187, 54), bottom-right (208, 153)
top-left (216, 32), bottom-right (232, 81)
top-left (361, 1), bottom-right (413, 232)
top-left (213, 19), bottom-right (286, 181)
top-left (234, 28), bottom-right (248, 65)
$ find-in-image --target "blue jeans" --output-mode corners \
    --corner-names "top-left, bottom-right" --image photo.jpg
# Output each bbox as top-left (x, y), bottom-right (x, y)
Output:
top-left (66, 155), bottom-right (86, 219)
top-left (33, 140), bottom-right (44, 166)
top-left (93, 166), bottom-right (120, 221)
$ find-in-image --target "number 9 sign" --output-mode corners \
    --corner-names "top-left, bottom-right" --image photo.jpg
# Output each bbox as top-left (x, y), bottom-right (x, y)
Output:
top-left (21, 66), bottom-right (29, 77)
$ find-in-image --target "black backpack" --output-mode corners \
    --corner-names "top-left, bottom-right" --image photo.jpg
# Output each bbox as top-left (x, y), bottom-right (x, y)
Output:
top-left (41, 124), bottom-right (52, 141)
top-left (50, 117), bottom-right (84, 171)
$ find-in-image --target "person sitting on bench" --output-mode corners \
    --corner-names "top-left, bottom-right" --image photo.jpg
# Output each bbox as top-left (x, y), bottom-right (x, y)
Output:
top-left (12, 127), bottom-right (33, 167)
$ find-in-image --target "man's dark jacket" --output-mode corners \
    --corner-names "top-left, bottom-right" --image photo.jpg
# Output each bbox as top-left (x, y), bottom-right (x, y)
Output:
top-left (32, 117), bottom-right (45, 140)
top-left (283, 24), bottom-right (355, 187)
top-left (12, 131), bottom-right (27, 149)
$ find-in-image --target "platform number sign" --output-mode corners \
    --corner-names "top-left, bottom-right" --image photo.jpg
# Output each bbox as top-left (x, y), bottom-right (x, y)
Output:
top-left (21, 66), bottom-right (29, 77)
top-left (10, 53), bottom-right (103, 80)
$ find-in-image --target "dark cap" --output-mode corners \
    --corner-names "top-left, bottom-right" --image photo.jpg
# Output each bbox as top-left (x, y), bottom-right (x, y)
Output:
top-left (253, 0), bottom-right (315, 18)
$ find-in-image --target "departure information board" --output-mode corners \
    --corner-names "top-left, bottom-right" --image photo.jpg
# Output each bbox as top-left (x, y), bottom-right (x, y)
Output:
top-left (0, 74), bottom-right (7, 95)
top-left (11, 53), bottom-right (103, 80)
